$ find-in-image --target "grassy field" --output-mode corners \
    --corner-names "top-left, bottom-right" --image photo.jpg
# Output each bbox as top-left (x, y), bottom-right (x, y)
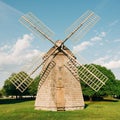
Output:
top-left (0, 99), bottom-right (120, 120)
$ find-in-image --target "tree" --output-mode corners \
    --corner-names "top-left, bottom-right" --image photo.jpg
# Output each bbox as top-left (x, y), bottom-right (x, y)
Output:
top-left (3, 72), bottom-right (30, 98)
top-left (2, 71), bottom-right (41, 98)
top-left (94, 64), bottom-right (116, 97)
top-left (0, 89), bottom-right (3, 98)
top-left (3, 78), bottom-right (20, 98)
top-left (112, 79), bottom-right (120, 97)
top-left (80, 64), bottom-right (118, 100)
top-left (28, 76), bottom-right (40, 97)
top-left (81, 81), bottom-right (95, 101)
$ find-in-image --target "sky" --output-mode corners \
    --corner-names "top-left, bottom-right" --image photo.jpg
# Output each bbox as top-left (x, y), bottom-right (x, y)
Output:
top-left (0, 0), bottom-right (120, 88)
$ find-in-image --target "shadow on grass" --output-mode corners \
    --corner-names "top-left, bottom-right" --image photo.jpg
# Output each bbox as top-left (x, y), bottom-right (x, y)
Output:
top-left (84, 99), bottom-right (119, 109)
top-left (84, 104), bottom-right (89, 109)
top-left (102, 99), bottom-right (119, 102)
top-left (0, 98), bottom-right (35, 104)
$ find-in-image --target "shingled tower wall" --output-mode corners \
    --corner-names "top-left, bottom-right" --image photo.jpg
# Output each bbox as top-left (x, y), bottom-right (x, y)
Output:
top-left (35, 45), bottom-right (85, 111)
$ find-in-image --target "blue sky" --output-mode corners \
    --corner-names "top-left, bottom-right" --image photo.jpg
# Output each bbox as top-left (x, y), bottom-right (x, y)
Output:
top-left (0, 0), bottom-right (120, 88)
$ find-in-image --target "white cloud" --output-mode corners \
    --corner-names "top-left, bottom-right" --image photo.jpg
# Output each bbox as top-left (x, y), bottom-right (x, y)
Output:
top-left (114, 39), bottom-right (120, 42)
top-left (0, 34), bottom-right (37, 65)
top-left (93, 56), bottom-right (120, 69)
top-left (91, 36), bottom-right (102, 41)
top-left (93, 56), bottom-right (110, 65)
top-left (91, 32), bottom-right (106, 42)
top-left (109, 20), bottom-right (119, 27)
top-left (73, 41), bottom-right (92, 53)
top-left (0, 45), bottom-right (11, 51)
top-left (103, 60), bottom-right (120, 69)
top-left (73, 31), bottom-right (106, 53)
top-left (100, 32), bottom-right (106, 37)
top-left (11, 34), bottom-right (33, 56)
top-left (0, 34), bottom-right (44, 87)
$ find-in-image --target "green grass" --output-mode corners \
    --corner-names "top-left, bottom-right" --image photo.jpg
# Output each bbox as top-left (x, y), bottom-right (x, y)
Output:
top-left (0, 99), bottom-right (120, 120)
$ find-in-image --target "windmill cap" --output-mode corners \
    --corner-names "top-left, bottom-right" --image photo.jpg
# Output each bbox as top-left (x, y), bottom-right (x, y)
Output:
top-left (55, 40), bottom-right (63, 47)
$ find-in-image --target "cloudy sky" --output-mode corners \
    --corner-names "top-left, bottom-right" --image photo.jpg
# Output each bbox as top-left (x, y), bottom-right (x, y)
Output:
top-left (0, 0), bottom-right (120, 88)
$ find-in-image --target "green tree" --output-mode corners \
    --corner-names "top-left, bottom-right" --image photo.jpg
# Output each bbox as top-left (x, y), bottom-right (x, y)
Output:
top-left (3, 72), bottom-right (30, 98)
top-left (81, 81), bottom-right (95, 101)
top-left (28, 75), bottom-right (40, 97)
top-left (2, 71), bottom-right (41, 98)
top-left (0, 89), bottom-right (3, 98)
top-left (80, 64), bottom-right (117, 100)
top-left (112, 79), bottom-right (120, 97)
top-left (94, 64), bottom-right (116, 97)
top-left (3, 78), bottom-right (20, 98)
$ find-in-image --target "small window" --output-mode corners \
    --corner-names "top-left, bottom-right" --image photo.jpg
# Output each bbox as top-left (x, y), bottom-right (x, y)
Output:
top-left (58, 77), bottom-right (62, 80)
top-left (59, 66), bottom-right (62, 71)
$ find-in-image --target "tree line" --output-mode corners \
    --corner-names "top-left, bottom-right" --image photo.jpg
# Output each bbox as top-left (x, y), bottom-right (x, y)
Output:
top-left (0, 64), bottom-right (120, 100)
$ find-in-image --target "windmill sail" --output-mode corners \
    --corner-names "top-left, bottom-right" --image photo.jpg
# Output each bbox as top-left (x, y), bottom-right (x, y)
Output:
top-left (66, 58), bottom-right (108, 92)
top-left (10, 71), bottom-right (33, 92)
top-left (19, 12), bottom-right (55, 44)
top-left (38, 61), bottom-right (56, 89)
top-left (64, 10), bottom-right (100, 43)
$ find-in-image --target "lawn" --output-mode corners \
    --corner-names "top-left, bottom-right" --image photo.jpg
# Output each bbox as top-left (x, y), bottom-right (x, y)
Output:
top-left (0, 99), bottom-right (120, 120)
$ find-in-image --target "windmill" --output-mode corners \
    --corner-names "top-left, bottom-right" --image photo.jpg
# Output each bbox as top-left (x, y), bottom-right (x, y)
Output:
top-left (10, 10), bottom-right (108, 111)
